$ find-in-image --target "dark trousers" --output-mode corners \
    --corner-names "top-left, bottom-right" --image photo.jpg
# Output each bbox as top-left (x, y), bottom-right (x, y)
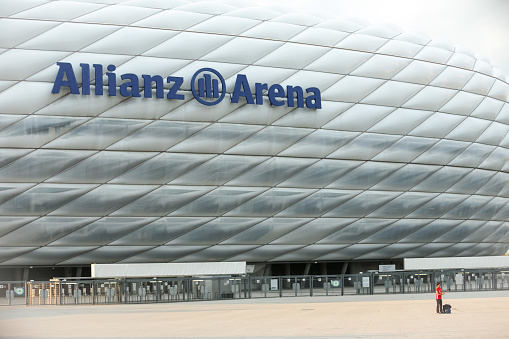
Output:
top-left (436, 299), bottom-right (443, 313)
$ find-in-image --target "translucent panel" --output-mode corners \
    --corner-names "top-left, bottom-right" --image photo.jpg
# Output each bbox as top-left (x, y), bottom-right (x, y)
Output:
top-left (323, 104), bottom-right (395, 132)
top-left (410, 167), bottom-right (471, 193)
top-left (0, 82), bottom-right (66, 114)
top-left (368, 193), bottom-right (437, 218)
top-left (429, 67), bottom-right (474, 90)
top-left (448, 144), bottom-right (495, 168)
top-left (0, 217), bottom-right (96, 246)
top-left (327, 133), bottom-right (400, 160)
top-left (273, 244), bottom-right (348, 262)
top-left (335, 34), bottom-right (388, 53)
top-left (483, 222), bottom-right (509, 242)
top-left (412, 140), bottom-right (469, 165)
top-left (402, 86), bottom-right (457, 111)
top-left (271, 218), bottom-right (355, 245)
top-left (478, 147), bottom-right (508, 171)
top-left (175, 2), bottom-right (237, 15)
top-left (409, 112), bottom-right (465, 139)
top-left (317, 243), bottom-right (388, 261)
top-left (372, 136), bottom-right (437, 163)
top-left (447, 169), bottom-right (495, 194)
top-left (434, 220), bottom-right (486, 242)
top-left (392, 60), bottom-right (445, 85)
top-left (254, 43), bottom-right (330, 69)
top-left (327, 162), bottom-right (403, 190)
top-left (143, 31), bottom-right (233, 60)
top-left (200, 36), bottom-right (283, 64)
top-left (117, 246), bottom-right (208, 263)
top-left (356, 243), bottom-right (419, 260)
top-left (17, 19), bottom-right (117, 48)
top-left (470, 97), bottom-right (505, 120)
top-left (488, 80), bottom-right (509, 102)
top-left (441, 195), bottom-right (493, 220)
top-left (445, 117), bottom-right (491, 142)
top-left (0, 217), bottom-right (36, 237)
top-left (496, 104), bottom-right (509, 124)
top-left (135, 9), bottom-right (210, 30)
top-left (324, 191), bottom-right (401, 218)
top-left (276, 101), bottom-right (355, 129)
top-left (49, 185), bottom-right (156, 217)
top-left (462, 221), bottom-right (498, 243)
top-left (222, 65), bottom-right (297, 94)
top-left (493, 202), bottom-right (509, 221)
top-left (187, 15), bottom-right (259, 35)
top-left (350, 55), bottom-right (410, 79)
top-left (0, 150), bottom-right (94, 183)
top-left (315, 18), bottom-right (365, 33)
top-left (318, 219), bottom-right (395, 244)
top-left (107, 121), bottom-right (208, 152)
top-left (0, 183), bottom-right (34, 205)
top-left (373, 164), bottom-right (440, 191)
top-left (427, 243), bottom-right (476, 258)
top-left (280, 71), bottom-right (344, 97)
top-left (225, 127), bottom-right (313, 156)
top-left (277, 190), bottom-right (362, 218)
top-left (74, 4), bottom-right (157, 24)
top-left (0, 18), bottom-right (59, 49)
top-left (321, 76), bottom-right (385, 103)
top-left (167, 217), bottom-right (262, 245)
top-left (221, 218), bottom-right (309, 245)
top-left (0, 116), bottom-right (87, 148)
top-left (377, 39), bottom-right (422, 58)
top-left (473, 59), bottom-right (493, 76)
top-left (279, 159), bottom-right (363, 188)
top-left (439, 91), bottom-right (484, 116)
top-left (470, 197), bottom-right (508, 220)
top-left (462, 73), bottom-right (496, 96)
top-left (399, 220), bottom-right (462, 243)
top-left (1, 246), bottom-right (96, 266)
top-left (446, 52), bottom-right (475, 70)
top-left (407, 194), bottom-right (468, 218)
top-left (171, 155), bottom-right (266, 186)
top-left (394, 31), bottom-right (431, 45)
top-left (113, 185), bottom-right (212, 216)
top-left (168, 123), bottom-right (262, 154)
top-left (228, 157), bottom-right (316, 186)
top-left (0, 49), bottom-right (70, 81)
top-left (241, 21), bottom-right (306, 40)
top-left (0, 184), bottom-right (95, 216)
top-left (82, 27), bottom-right (175, 55)
top-left (457, 243), bottom-right (493, 257)
top-left (279, 130), bottom-right (360, 158)
top-left (476, 172), bottom-right (509, 196)
top-left (289, 27), bottom-right (348, 47)
top-left (359, 219), bottom-right (431, 243)
top-left (59, 246), bottom-right (154, 265)
top-left (111, 153), bottom-right (214, 185)
top-left (44, 119), bottom-right (149, 150)
top-left (166, 186), bottom-right (263, 217)
top-left (413, 46), bottom-right (453, 64)
top-left (358, 24), bottom-right (401, 38)
top-left (0, 247), bottom-right (37, 263)
top-left (219, 97), bottom-right (296, 126)
top-left (48, 151), bottom-right (156, 184)
top-left (225, 188), bottom-right (315, 217)
top-left (173, 245), bottom-right (258, 263)
top-left (305, 49), bottom-right (373, 75)
top-left (111, 217), bottom-right (213, 246)
top-left (50, 217), bottom-right (155, 246)
top-left (361, 81), bottom-right (423, 107)
top-left (476, 122), bottom-right (508, 146)
top-left (270, 13), bottom-right (322, 26)
top-left (0, 148), bottom-right (30, 169)
top-left (227, 244), bottom-right (304, 262)
top-left (368, 108), bottom-right (433, 135)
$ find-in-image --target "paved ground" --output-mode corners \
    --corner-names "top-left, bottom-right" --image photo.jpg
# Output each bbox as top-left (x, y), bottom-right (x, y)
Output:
top-left (1, 290), bottom-right (509, 338)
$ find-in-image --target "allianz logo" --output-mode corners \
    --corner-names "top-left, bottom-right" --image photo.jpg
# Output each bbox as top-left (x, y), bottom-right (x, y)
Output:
top-left (52, 62), bottom-right (322, 109)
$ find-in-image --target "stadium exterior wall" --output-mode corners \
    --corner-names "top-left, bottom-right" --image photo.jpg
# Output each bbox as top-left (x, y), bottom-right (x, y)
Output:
top-left (1, 0), bottom-right (509, 274)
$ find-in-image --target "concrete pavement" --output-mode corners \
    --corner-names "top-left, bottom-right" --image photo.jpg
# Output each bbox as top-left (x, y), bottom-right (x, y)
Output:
top-left (1, 290), bottom-right (509, 338)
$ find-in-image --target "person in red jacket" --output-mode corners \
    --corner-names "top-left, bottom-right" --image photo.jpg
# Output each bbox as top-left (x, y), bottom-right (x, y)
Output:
top-left (436, 282), bottom-right (445, 313)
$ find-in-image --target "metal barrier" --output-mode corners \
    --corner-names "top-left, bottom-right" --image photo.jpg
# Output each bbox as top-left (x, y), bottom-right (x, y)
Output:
top-left (2, 268), bottom-right (507, 306)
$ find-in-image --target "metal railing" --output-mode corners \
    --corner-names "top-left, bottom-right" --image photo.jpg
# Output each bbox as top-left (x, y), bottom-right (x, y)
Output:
top-left (2, 268), bottom-right (509, 306)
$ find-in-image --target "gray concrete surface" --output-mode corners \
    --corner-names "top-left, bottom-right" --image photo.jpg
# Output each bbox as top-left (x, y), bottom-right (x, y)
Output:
top-left (1, 290), bottom-right (509, 338)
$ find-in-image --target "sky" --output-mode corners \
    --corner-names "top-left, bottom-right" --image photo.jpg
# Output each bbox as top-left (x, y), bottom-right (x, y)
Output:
top-left (250, 0), bottom-right (509, 76)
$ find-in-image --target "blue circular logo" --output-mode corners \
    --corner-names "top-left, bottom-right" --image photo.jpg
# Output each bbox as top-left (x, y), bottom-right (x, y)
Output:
top-left (191, 68), bottom-right (226, 106)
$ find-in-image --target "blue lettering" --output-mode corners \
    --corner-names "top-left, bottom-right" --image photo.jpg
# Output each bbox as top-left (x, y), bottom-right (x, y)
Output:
top-left (142, 74), bottom-right (164, 99)
top-left (119, 73), bottom-right (141, 97)
top-left (52, 62), bottom-right (79, 94)
top-left (231, 74), bottom-right (254, 104)
top-left (305, 87), bottom-right (322, 109)
top-left (268, 84), bottom-right (285, 106)
top-left (167, 76), bottom-right (184, 100)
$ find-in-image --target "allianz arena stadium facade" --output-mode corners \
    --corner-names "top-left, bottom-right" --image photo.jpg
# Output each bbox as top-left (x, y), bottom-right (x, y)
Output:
top-left (1, 0), bottom-right (509, 277)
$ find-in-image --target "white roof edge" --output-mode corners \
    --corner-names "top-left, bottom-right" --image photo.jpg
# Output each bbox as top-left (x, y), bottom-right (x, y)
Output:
top-left (91, 262), bottom-right (247, 278)
top-left (404, 256), bottom-right (509, 270)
